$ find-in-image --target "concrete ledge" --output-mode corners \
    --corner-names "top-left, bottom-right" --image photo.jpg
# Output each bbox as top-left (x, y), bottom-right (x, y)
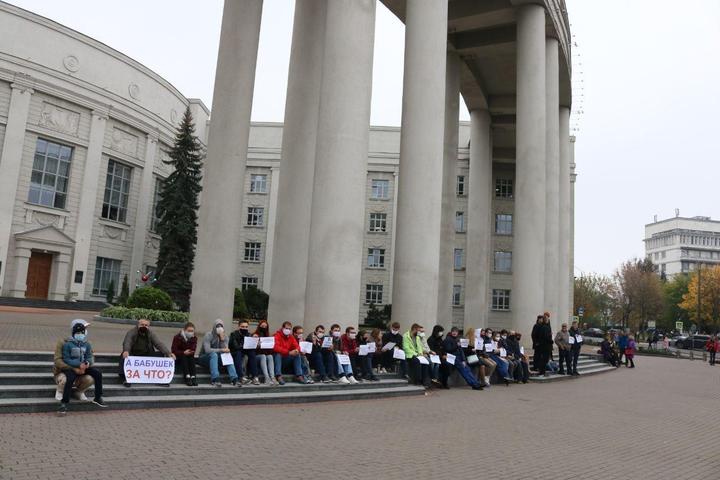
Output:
top-left (93, 315), bottom-right (185, 328)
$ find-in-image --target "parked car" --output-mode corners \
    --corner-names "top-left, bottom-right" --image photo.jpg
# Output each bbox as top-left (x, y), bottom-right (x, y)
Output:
top-left (674, 334), bottom-right (710, 350)
top-left (581, 328), bottom-right (605, 338)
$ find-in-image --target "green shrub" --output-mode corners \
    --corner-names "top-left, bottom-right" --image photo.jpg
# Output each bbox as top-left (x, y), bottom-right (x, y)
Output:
top-left (126, 287), bottom-right (174, 311)
top-left (100, 306), bottom-right (188, 323)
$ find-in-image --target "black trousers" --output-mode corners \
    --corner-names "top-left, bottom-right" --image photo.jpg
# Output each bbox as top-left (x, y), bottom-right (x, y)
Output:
top-left (558, 349), bottom-right (571, 373)
top-left (537, 347), bottom-right (552, 375)
top-left (62, 367), bottom-right (102, 403)
top-left (409, 357), bottom-right (431, 386)
top-left (177, 355), bottom-right (197, 378)
top-left (709, 351), bottom-right (716, 365)
top-left (570, 348), bottom-right (581, 373)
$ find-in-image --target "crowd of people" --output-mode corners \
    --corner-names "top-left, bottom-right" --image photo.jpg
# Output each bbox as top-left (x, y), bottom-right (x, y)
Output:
top-left (599, 330), bottom-right (637, 368)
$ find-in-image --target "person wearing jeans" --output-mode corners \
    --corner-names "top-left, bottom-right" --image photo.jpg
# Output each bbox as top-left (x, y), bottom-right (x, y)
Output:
top-left (229, 319), bottom-right (258, 384)
top-left (58, 321), bottom-right (107, 414)
top-left (306, 325), bottom-right (336, 382)
top-left (197, 319), bottom-right (240, 387)
top-left (330, 324), bottom-right (356, 384)
top-left (554, 323), bottom-right (572, 375)
top-left (254, 320), bottom-right (276, 385)
top-left (381, 322), bottom-right (407, 377)
top-left (273, 321), bottom-right (310, 385)
top-left (443, 327), bottom-right (484, 390)
top-left (358, 330), bottom-right (379, 381)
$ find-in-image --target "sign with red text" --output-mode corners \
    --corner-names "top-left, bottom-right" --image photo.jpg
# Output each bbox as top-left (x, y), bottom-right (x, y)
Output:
top-left (124, 356), bottom-right (175, 384)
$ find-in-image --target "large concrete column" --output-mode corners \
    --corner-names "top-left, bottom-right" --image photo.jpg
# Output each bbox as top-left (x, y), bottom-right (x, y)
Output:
top-left (512, 4), bottom-right (546, 337)
top-left (0, 77), bottom-right (33, 294)
top-left (392, 0), bottom-right (449, 332)
top-left (8, 247), bottom-right (31, 298)
top-left (304, 0), bottom-right (375, 327)
top-left (49, 253), bottom-right (71, 300)
top-left (558, 107), bottom-right (571, 325)
top-left (70, 109), bottom-right (108, 299)
top-left (268, 0), bottom-right (326, 325)
top-left (263, 166), bottom-right (280, 294)
top-left (569, 134), bottom-right (577, 320)
top-left (129, 133), bottom-right (158, 292)
top-left (544, 38), bottom-right (561, 332)
top-left (437, 50), bottom-right (460, 330)
top-left (465, 110), bottom-right (493, 327)
top-left (191, 0), bottom-right (263, 332)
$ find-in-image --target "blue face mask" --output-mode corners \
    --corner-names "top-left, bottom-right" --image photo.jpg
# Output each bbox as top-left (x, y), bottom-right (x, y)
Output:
top-left (73, 333), bottom-right (86, 342)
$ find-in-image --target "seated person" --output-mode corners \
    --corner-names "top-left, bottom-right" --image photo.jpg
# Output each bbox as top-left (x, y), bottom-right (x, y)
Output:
top-left (197, 319), bottom-right (240, 387)
top-left (306, 324), bottom-right (337, 383)
top-left (600, 335), bottom-right (619, 367)
top-left (58, 321), bottom-right (107, 414)
top-left (358, 330), bottom-right (379, 381)
top-left (119, 318), bottom-right (174, 388)
top-left (499, 329), bottom-right (522, 383)
top-left (254, 320), bottom-right (275, 385)
top-left (54, 319), bottom-right (94, 402)
top-left (442, 327), bottom-right (483, 390)
top-left (171, 322), bottom-right (198, 386)
top-left (370, 328), bottom-right (383, 373)
top-left (505, 330), bottom-right (529, 383)
top-left (402, 324), bottom-right (431, 388)
top-left (464, 328), bottom-right (492, 387)
top-left (381, 322), bottom-right (407, 377)
top-left (229, 319), bottom-right (259, 385)
top-left (330, 323), bottom-right (356, 384)
top-left (482, 329), bottom-right (514, 385)
top-left (427, 325), bottom-right (448, 387)
top-left (341, 326), bottom-right (365, 382)
top-left (292, 325), bottom-right (314, 383)
top-left (273, 321), bottom-right (311, 385)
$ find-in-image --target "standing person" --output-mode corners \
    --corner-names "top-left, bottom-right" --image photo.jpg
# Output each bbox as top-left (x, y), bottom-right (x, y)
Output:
top-left (119, 318), bottom-right (174, 388)
top-left (53, 319), bottom-right (94, 402)
top-left (569, 320), bottom-right (583, 376)
top-left (171, 322), bottom-right (198, 386)
top-left (625, 335), bottom-right (637, 368)
top-left (273, 321), bottom-right (310, 385)
top-left (705, 334), bottom-right (719, 365)
top-left (381, 322), bottom-right (407, 377)
top-left (618, 330), bottom-right (629, 366)
top-left (306, 325), bottom-right (335, 383)
top-left (403, 324), bottom-right (432, 388)
top-left (198, 319), bottom-right (240, 387)
top-left (229, 319), bottom-right (259, 385)
top-left (427, 325), bottom-right (448, 388)
top-left (531, 316), bottom-right (543, 373)
top-left (58, 321), bottom-right (107, 414)
top-left (254, 320), bottom-right (276, 385)
top-left (554, 323), bottom-right (571, 375)
top-left (537, 315), bottom-right (554, 376)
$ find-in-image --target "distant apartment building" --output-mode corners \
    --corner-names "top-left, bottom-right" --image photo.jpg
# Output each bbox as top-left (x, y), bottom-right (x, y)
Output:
top-left (645, 215), bottom-right (720, 277)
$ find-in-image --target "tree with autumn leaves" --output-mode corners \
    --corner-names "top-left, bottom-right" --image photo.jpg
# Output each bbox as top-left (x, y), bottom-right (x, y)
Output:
top-left (680, 265), bottom-right (720, 330)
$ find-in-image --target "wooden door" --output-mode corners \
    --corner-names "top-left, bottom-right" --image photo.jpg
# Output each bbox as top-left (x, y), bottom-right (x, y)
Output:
top-left (26, 252), bottom-right (53, 299)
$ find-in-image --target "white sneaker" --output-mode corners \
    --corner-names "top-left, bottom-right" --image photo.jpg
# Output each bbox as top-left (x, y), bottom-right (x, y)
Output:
top-left (485, 376), bottom-right (491, 385)
top-left (55, 389), bottom-right (63, 401)
top-left (73, 392), bottom-right (89, 402)
top-left (338, 376), bottom-right (350, 384)
top-left (348, 376), bottom-right (359, 384)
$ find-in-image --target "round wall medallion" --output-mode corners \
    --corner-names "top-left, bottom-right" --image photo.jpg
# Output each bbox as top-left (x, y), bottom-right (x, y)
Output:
top-left (128, 82), bottom-right (140, 100)
top-left (63, 55), bottom-right (80, 72)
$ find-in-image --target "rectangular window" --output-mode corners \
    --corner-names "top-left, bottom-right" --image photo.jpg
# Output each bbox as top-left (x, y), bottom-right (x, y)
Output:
top-left (452, 285), bottom-right (462, 306)
top-left (456, 175), bottom-right (466, 196)
top-left (367, 248), bottom-right (385, 268)
top-left (495, 178), bottom-right (514, 198)
top-left (454, 248), bottom-right (464, 270)
top-left (92, 257), bottom-right (121, 296)
top-left (150, 177), bottom-right (163, 232)
top-left (371, 179), bottom-right (389, 199)
top-left (250, 174), bottom-right (267, 193)
top-left (244, 242), bottom-right (262, 262)
top-left (455, 212), bottom-right (466, 233)
top-left (102, 159), bottom-right (132, 223)
top-left (495, 214), bottom-right (513, 235)
top-left (246, 207), bottom-right (265, 227)
top-left (365, 284), bottom-right (384, 305)
top-left (28, 138), bottom-right (73, 209)
top-left (241, 276), bottom-right (258, 291)
top-left (369, 213), bottom-right (387, 232)
top-left (491, 289), bottom-right (511, 311)
top-left (494, 251), bottom-right (512, 272)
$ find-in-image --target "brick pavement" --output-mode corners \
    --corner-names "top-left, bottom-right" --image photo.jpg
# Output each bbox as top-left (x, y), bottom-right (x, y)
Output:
top-left (0, 352), bottom-right (718, 479)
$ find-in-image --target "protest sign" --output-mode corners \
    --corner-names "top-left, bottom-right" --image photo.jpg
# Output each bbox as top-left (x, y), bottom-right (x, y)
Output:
top-left (124, 356), bottom-right (175, 384)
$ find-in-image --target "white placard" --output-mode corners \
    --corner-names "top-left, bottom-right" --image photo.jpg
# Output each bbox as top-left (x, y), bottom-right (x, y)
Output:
top-left (243, 336), bottom-right (259, 349)
top-left (445, 353), bottom-right (456, 365)
top-left (576, 335), bottom-right (583, 343)
top-left (460, 338), bottom-right (469, 348)
top-left (484, 343), bottom-right (494, 353)
top-left (259, 337), bottom-right (275, 349)
top-left (475, 329), bottom-right (483, 340)
top-left (359, 345), bottom-right (369, 356)
top-left (499, 348), bottom-right (507, 358)
top-left (568, 336), bottom-right (576, 345)
top-left (417, 356), bottom-right (429, 365)
top-left (336, 353), bottom-right (351, 365)
top-left (466, 354), bottom-right (479, 365)
top-left (366, 342), bottom-right (377, 353)
top-left (430, 354), bottom-right (441, 364)
top-left (520, 346), bottom-right (525, 355)
top-left (321, 336), bottom-right (333, 348)
top-left (124, 356), bottom-right (175, 384)
top-left (393, 348), bottom-right (406, 360)
top-left (475, 339), bottom-right (484, 351)
top-left (382, 341), bottom-right (396, 352)
top-left (221, 352), bottom-right (234, 366)
top-left (299, 341), bottom-right (313, 354)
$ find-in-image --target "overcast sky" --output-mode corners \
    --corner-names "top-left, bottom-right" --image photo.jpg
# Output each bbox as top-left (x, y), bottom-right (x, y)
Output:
top-left (8, 0), bottom-right (720, 276)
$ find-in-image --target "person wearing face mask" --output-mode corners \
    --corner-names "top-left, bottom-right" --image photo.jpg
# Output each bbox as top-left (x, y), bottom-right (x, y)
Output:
top-left (328, 324), bottom-right (355, 383)
top-left (427, 325), bottom-right (448, 387)
top-left (229, 319), bottom-right (259, 385)
top-left (292, 325), bottom-right (315, 382)
top-left (58, 321), bottom-right (107, 414)
top-left (403, 324), bottom-right (432, 388)
top-left (171, 322), bottom-right (198, 386)
top-left (197, 319), bottom-right (240, 387)
top-left (254, 320), bottom-right (276, 385)
top-left (273, 321), bottom-right (311, 385)
top-left (483, 329), bottom-right (513, 385)
top-left (341, 327), bottom-right (364, 382)
top-left (554, 323), bottom-right (571, 375)
top-left (498, 329), bottom-right (520, 383)
top-left (119, 318), bottom-right (173, 388)
top-left (357, 330), bottom-right (380, 381)
top-left (54, 319), bottom-right (95, 404)
top-left (465, 328), bottom-right (494, 387)
top-left (442, 327), bottom-right (484, 390)
top-left (306, 325), bottom-right (336, 383)
top-left (381, 322), bottom-right (407, 378)
top-left (505, 331), bottom-right (529, 383)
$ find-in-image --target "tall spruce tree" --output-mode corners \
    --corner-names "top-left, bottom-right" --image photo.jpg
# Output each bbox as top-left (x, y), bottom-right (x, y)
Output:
top-left (155, 108), bottom-right (203, 311)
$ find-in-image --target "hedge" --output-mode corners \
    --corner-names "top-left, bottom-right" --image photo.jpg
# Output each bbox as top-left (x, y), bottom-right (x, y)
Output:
top-left (126, 287), bottom-right (174, 311)
top-left (100, 306), bottom-right (189, 323)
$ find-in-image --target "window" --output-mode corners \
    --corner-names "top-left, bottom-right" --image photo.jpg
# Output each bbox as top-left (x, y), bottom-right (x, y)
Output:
top-left (454, 248), bottom-right (464, 270)
top-left (150, 177), bottom-right (163, 232)
top-left (495, 178), bottom-right (513, 198)
top-left (247, 207), bottom-right (265, 227)
top-left (102, 160), bottom-right (132, 222)
top-left (495, 214), bottom-right (513, 235)
top-left (365, 284), bottom-right (384, 304)
top-left (455, 212), bottom-right (466, 233)
top-left (92, 257), bottom-right (121, 296)
top-left (371, 179), bottom-right (389, 199)
top-left (241, 276), bottom-right (258, 291)
top-left (494, 251), bottom-right (512, 272)
top-left (456, 175), bottom-right (466, 196)
top-left (368, 248), bottom-right (385, 268)
top-left (250, 174), bottom-right (267, 193)
top-left (28, 138), bottom-right (72, 209)
top-left (452, 285), bottom-right (462, 306)
top-left (244, 242), bottom-right (262, 262)
top-left (491, 289), bottom-right (511, 311)
top-left (369, 213), bottom-right (387, 232)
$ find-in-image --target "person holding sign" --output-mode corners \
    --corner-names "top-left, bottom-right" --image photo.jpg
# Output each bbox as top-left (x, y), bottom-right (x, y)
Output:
top-left (554, 323), bottom-right (571, 375)
top-left (341, 327), bottom-right (364, 382)
top-left (465, 328), bottom-right (494, 386)
top-left (253, 320), bottom-right (276, 385)
top-left (171, 322), bottom-right (198, 386)
top-left (293, 326), bottom-right (315, 382)
top-left (568, 320), bottom-right (582, 376)
top-left (329, 324), bottom-right (356, 383)
top-left (442, 327), bottom-right (484, 390)
top-left (197, 319), bottom-right (240, 387)
top-left (306, 325), bottom-right (336, 383)
top-left (273, 321), bottom-right (312, 385)
top-left (483, 330), bottom-right (513, 385)
top-left (229, 319), bottom-right (259, 385)
top-left (57, 320), bottom-right (107, 414)
top-left (427, 325), bottom-right (448, 388)
top-left (402, 324), bottom-right (431, 388)
top-left (119, 319), bottom-right (174, 388)
top-left (498, 330), bottom-right (521, 383)
top-left (358, 330), bottom-right (380, 381)
top-left (381, 322), bottom-right (407, 378)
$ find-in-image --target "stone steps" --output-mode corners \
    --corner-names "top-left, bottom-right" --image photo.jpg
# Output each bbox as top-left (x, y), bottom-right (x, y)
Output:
top-left (528, 354), bottom-right (617, 382)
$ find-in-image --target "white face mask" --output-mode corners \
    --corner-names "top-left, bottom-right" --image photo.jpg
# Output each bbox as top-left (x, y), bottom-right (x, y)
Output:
top-left (332, 331), bottom-right (341, 337)
top-left (215, 326), bottom-right (224, 335)
top-left (349, 333), bottom-right (357, 339)
top-left (316, 332), bottom-right (325, 338)
top-left (184, 330), bottom-right (195, 338)
top-left (283, 328), bottom-right (292, 336)
top-left (501, 335), bottom-right (507, 339)
top-left (418, 331), bottom-right (425, 338)
top-left (391, 330), bottom-right (399, 335)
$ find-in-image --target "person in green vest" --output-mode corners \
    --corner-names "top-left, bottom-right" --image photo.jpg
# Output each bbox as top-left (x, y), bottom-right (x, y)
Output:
top-left (403, 323), bottom-right (431, 388)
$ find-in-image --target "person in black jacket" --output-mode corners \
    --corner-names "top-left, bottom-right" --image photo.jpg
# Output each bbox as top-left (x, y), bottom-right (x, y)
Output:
top-left (381, 322), bottom-right (407, 378)
top-left (505, 331), bottom-right (529, 383)
top-left (531, 315), bottom-right (543, 373)
top-left (443, 327), bottom-right (483, 390)
top-left (229, 319), bottom-right (258, 384)
top-left (568, 320), bottom-right (583, 376)
top-left (427, 325), bottom-right (448, 388)
top-left (537, 315), bottom-right (554, 376)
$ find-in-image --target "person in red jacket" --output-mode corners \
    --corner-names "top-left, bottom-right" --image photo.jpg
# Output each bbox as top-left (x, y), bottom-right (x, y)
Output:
top-left (341, 326), bottom-right (362, 383)
top-left (273, 321), bottom-right (310, 385)
top-left (171, 322), bottom-right (197, 386)
top-left (706, 334), bottom-right (719, 366)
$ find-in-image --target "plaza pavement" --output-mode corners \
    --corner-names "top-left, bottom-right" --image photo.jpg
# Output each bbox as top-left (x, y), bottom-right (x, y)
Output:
top-left (0, 309), bottom-right (718, 479)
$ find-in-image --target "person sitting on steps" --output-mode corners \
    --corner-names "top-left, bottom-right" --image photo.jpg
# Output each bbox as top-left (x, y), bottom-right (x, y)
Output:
top-left (54, 319), bottom-right (94, 403)
top-left (119, 318), bottom-right (174, 388)
top-left (58, 320), bottom-right (107, 415)
top-left (171, 322), bottom-right (198, 386)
